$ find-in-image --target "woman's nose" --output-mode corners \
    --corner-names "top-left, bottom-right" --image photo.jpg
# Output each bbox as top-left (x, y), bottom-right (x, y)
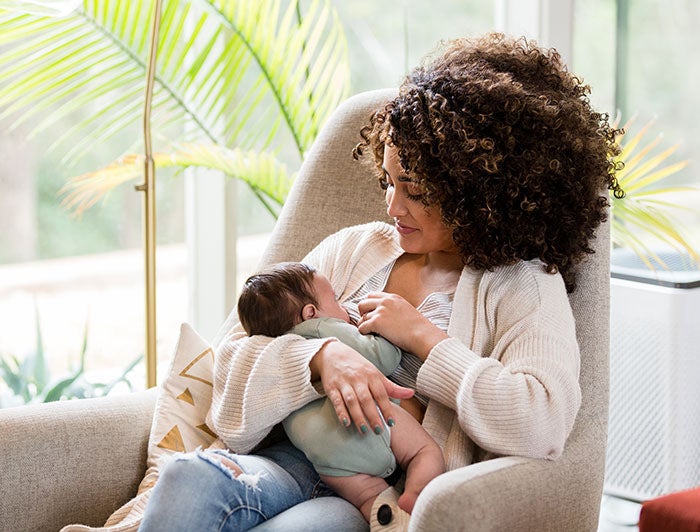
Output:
top-left (385, 189), bottom-right (407, 218)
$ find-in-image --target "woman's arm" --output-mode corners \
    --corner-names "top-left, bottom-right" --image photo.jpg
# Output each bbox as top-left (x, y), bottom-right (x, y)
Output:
top-left (419, 269), bottom-right (581, 460)
top-left (357, 265), bottom-right (581, 460)
top-left (207, 328), bottom-right (332, 453)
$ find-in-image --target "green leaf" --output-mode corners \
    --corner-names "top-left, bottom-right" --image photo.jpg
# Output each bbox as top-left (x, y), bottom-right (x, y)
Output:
top-left (0, 354), bottom-right (27, 398)
top-left (41, 373), bottom-right (82, 402)
top-left (100, 353), bottom-right (143, 395)
top-left (612, 117), bottom-right (698, 266)
top-left (0, 0), bottom-right (350, 216)
top-left (31, 303), bottom-right (50, 392)
top-left (61, 144), bottom-right (293, 214)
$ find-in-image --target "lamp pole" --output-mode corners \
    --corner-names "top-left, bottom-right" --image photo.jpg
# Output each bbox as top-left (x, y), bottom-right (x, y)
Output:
top-left (135, 0), bottom-right (163, 388)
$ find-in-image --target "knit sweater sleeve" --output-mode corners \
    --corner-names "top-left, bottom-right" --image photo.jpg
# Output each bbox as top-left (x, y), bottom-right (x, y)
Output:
top-left (417, 263), bottom-right (582, 460)
top-left (207, 326), bottom-right (331, 453)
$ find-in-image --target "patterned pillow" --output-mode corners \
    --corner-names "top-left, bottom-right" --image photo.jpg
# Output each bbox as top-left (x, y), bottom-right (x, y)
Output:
top-left (147, 322), bottom-right (218, 470)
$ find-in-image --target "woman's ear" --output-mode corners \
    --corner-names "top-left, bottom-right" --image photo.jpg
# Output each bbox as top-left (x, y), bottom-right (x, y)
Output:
top-left (301, 303), bottom-right (318, 321)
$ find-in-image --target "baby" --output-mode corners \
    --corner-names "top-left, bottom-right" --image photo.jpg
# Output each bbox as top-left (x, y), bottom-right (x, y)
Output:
top-left (237, 262), bottom-right (445, 521)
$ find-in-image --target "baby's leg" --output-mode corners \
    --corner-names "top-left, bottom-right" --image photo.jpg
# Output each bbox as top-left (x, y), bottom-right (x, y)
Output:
top-left (388, 404), bottom-right (445, 514)
top-left (320, 473), bottom-right (389, 522)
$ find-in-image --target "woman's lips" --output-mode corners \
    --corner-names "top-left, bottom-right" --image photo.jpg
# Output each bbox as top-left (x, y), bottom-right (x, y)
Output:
top-left (395, 222), bottom-right (418, 235)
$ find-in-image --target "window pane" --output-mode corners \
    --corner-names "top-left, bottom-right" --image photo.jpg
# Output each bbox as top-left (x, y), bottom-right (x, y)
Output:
top-left (572, 0), bottom-right (617, 117)
top-left (573, 0), bottom-right (700, 252)
top-left (334, 0), bottom-right (496, 93)
top-left (0, 120), bottom-right (186, 406)
top-left (574, 0), bottom-right (699, 178)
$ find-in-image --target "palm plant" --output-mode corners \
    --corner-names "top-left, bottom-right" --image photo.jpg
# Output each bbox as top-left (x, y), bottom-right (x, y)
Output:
top-left (0, 0), bottom-right (350, 216)
top-left (611, 117), bottom-right (699, 269)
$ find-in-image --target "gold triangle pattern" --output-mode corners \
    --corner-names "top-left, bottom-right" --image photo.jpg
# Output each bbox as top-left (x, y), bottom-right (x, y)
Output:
top-left (177, 388), bottom-right (195, 406)
top-left (197, 423), bottom-right (218, 439)
top-left (179, 347), bottom-right (214, 387)
top-left (157, 425), bottom-right (186, 452)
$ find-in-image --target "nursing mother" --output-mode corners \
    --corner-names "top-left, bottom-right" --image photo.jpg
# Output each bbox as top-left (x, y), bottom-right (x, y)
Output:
top-left (139, 32), bottom-right (622, 531)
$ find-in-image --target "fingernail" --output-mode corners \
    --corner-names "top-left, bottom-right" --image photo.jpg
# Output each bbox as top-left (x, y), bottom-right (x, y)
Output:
top-left (387, 418), bottom-right (395, 427)
top-left (360, 424), bottom-right (369, 434)
top-left (374, 425), bottom-right (382, 435)
top-left (341, 418), bottom-right (350, 427)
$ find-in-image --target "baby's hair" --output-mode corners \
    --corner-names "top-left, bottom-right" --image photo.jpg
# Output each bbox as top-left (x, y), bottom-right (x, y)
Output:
top-left (238, 262), bottom-right (318, 337)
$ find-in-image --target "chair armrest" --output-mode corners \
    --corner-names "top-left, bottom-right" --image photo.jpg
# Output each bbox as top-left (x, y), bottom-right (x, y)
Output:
top-left (0, 389), bottom-right (157, 532)
top-left (410, 441), bottom-right (604, 531)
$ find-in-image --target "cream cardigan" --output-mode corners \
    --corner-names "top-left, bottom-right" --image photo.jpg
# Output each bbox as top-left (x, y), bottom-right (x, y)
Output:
top-left (208, 221), bottom-right (581, 470)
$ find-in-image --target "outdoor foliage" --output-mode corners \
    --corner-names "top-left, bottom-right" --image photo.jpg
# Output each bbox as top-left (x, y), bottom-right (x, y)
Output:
top-left (0, 308), bottom-right (142, 408)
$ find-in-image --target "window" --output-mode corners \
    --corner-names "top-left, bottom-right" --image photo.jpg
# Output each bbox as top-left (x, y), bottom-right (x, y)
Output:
top-left (573, 0), bottom-right (700, 244)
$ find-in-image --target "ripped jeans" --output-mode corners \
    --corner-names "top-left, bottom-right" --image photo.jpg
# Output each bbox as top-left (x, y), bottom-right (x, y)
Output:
top-left (139, 440), bottom-right (368, 532)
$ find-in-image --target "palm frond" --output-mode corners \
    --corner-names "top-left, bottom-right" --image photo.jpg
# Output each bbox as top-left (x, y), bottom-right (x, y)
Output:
top-left (0, 0), bottom-right (349, 214)
top-left (60, 144), bottom-right (293, 215)
top-left (611, 117), bottom-right (698, 266)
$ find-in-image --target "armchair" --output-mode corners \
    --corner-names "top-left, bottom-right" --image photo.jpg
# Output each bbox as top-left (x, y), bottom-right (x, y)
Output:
top-left (0, 89), bottom-right (610, 532)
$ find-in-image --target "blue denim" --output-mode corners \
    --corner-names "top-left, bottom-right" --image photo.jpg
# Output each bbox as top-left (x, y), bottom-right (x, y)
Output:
top-left (139, 440), bottom-right (368, 532)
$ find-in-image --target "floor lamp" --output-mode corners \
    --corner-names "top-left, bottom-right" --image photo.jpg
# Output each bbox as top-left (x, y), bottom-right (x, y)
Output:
top-left (135, 0), bottom-right (163, 388)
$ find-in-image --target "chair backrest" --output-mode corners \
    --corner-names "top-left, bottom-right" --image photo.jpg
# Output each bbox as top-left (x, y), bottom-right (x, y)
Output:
top-left (215, 89), bottom-right (610, 513)
top-left (258, 89), bottom-right (396, 266)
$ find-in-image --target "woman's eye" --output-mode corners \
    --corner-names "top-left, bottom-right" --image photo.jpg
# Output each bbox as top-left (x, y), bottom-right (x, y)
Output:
top-left (379, 176), bottom-right (394, 190)
top-left (404, 180), bottom-right (425, 201)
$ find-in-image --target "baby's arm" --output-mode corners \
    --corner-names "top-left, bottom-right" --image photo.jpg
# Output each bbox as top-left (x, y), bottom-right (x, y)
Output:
top-left (388, 404), bottom-right (445, 514)
top-left (294, 318), bottom-right (402, 375)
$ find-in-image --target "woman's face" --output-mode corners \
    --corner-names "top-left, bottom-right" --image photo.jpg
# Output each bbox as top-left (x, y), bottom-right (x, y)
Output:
top-left (382, 144), bottom-right (458, 256)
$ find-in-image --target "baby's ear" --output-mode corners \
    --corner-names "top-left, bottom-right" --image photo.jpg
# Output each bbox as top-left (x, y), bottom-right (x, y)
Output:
top-left (301, 304), bottom-right (318, 321)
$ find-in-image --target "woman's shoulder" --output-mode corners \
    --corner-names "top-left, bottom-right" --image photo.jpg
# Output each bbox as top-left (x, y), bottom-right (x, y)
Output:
top-left (480, 260), bottom-right (575, 334)
top-left (485, 259), bottom-right (569, 305)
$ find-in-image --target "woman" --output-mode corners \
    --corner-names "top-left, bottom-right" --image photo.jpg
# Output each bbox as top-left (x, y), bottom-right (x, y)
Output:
top-left (140, 32), bottom-right (622, 531)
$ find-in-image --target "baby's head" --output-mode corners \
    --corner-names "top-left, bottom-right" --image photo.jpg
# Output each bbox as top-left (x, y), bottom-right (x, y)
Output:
top-left (238, 262), bottom-right (349, 337)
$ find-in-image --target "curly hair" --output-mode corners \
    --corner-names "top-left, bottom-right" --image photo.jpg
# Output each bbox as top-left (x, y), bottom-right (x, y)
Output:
top-left (238, 262), bottom-right (318, 337)
top-left (354, 33), bottom-right (624, 292)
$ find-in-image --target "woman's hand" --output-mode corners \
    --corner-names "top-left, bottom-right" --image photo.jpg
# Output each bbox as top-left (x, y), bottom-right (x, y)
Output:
top-left (310, 340), bottom-right (414, 434)
top-left (357, 291), bottom-right (448, 360)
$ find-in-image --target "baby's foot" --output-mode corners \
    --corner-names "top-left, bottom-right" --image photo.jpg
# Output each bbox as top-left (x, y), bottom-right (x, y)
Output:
top-left (398, 490), bottom-right (418, 514)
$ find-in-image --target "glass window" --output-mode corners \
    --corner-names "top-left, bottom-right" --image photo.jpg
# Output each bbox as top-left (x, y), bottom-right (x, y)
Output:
top-left (574, 0), bottom-right (700, 165)
top-left (573, 0), bottom-right (700, 251)
top-left (334, 0), bottom-right (495, 93)
top-left (0, 120), bottom-right (185, 406)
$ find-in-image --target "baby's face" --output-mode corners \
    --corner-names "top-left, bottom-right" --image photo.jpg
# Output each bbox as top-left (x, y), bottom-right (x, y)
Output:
top-left (312, 273), bottom-right (350, 323)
